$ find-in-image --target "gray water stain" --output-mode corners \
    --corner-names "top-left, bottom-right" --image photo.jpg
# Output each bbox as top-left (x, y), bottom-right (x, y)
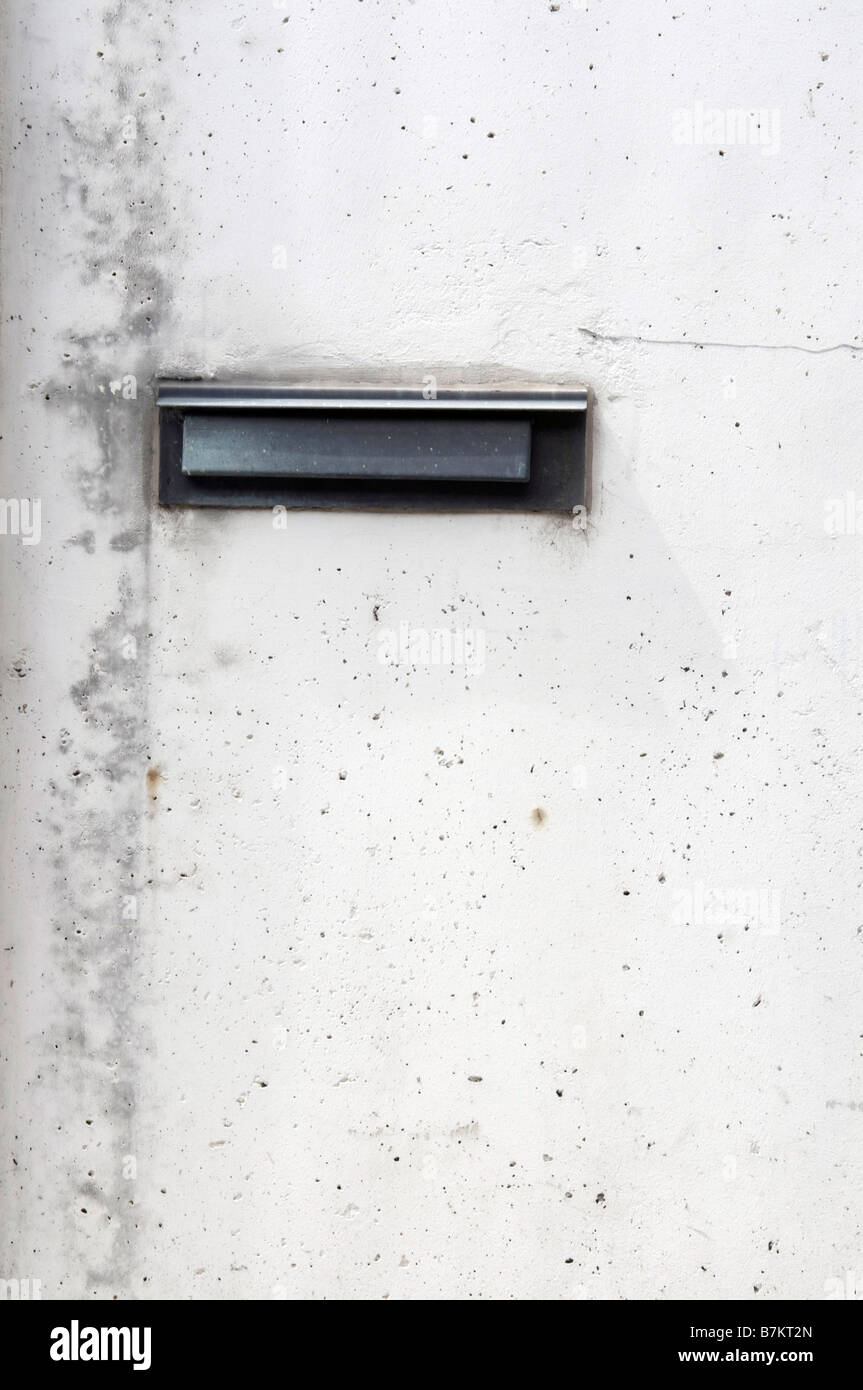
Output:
top-left (36, 0), bottom-right (180, 1298)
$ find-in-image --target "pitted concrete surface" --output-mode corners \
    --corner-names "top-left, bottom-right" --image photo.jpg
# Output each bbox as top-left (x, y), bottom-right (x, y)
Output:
top-left (1, 1), bottom-right (861, 1299)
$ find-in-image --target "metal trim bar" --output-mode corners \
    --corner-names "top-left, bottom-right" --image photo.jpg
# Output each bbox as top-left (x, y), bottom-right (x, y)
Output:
top-left (157, 383), bottom-right (588, 413)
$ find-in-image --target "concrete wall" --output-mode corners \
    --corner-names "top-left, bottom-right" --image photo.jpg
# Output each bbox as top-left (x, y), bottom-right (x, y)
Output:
top-left (1, 0), bottom-right (860, 1300)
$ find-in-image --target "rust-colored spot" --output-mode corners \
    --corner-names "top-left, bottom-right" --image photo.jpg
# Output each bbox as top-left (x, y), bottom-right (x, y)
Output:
top-left (146, 766), bottom-right (161, 800)
top-left (531, 807), bottom-right (547, 827)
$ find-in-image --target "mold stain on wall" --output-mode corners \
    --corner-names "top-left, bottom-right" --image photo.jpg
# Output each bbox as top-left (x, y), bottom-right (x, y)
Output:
top-left (38, 2), bottom-right (179, 1296)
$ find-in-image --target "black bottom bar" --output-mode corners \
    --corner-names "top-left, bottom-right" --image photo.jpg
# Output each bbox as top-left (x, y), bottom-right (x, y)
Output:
top-left (8, 1298), bottom-right (857, 1376)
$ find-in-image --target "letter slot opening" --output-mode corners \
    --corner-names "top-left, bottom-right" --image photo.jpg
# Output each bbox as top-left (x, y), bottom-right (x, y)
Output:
top-left (157, 385), bottom-right (589, 513)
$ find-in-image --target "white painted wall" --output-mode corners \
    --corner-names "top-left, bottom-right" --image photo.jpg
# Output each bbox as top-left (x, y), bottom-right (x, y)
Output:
top-left (2, 0), bottom-right (861, 1301)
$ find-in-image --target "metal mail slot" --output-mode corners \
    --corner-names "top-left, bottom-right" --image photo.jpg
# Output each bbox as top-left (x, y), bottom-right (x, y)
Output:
top-left (181, 413), bottom-right (531, 482)
top-left (157, 384), bottom-right (590, 514)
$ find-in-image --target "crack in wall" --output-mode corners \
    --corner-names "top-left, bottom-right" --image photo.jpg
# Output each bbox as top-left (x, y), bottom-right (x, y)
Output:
top-left (578, 327), bottom-right (862, 356)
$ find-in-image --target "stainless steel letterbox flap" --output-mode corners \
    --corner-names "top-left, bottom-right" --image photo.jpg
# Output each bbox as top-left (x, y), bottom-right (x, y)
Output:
top-left (181, 413), bottom-right (532, 482)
